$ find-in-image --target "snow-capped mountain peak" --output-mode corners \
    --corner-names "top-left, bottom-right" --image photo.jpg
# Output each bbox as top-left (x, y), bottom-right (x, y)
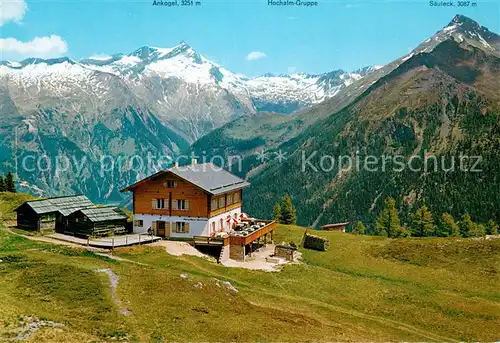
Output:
top-left (413, 14), bottom-right (500, 56)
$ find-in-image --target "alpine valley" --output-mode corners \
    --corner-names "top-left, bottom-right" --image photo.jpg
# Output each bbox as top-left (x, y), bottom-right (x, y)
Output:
top-left (0, 41), bottom-right (375, 202)
top-left (1, 15), bottom-right (499, 230)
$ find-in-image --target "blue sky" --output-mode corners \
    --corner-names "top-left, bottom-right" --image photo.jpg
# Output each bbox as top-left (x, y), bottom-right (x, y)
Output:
top-left (0, 0), bottom-right (498, 76)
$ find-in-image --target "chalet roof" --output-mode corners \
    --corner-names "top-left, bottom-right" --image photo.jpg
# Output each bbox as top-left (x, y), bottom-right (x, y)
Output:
top-left (321, 222), bottom-right (350, 229)
top-left (15, 195), bottom-right (93, 216)
top-left (120, 163), bottom-right (250, 195)
top-left (78, 207), bottom-right (127, 222)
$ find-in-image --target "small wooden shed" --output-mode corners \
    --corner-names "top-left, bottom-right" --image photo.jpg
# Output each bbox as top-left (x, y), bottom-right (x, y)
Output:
top-left (14, 195), bottom-right (93, 232)
top-left (320, 222), bottom-right (350, 232)
top-left (65, 207), bottom-right (128, 237)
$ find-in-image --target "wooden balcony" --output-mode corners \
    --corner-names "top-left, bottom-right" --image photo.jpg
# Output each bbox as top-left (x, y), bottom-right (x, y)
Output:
top-left (193, 219), bottom-right (277, 247)
top-left (228, 219), bottom-right (277, 246)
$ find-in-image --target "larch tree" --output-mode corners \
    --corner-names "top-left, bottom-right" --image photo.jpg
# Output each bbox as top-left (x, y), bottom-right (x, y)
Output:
top-left (410, 205), bottom-right (436, 236)
top-left (0, 176), bottom-right (5, 192)
top-left (353, 221), bottom-right (366, 235)
top-left (280, 195), bottom-right (297, 225)
top-left (460, 214), bottom-right (476, 238)
top-left (438, 213), bottom-right (460, 237)
top-left (375, 197), bottom-right (407, 238)
top-left (486, 220), bottom-right (498, 235)
top-left (272, 202), bottom-right (282, 224)
top-left (5, 171), bottom-right (16, 193)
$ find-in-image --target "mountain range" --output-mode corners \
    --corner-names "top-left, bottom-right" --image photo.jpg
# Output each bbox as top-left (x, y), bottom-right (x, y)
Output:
top-left (1, 14), bottom-right (498, 229)
top-left (0, 43), bottom-right (375, 142)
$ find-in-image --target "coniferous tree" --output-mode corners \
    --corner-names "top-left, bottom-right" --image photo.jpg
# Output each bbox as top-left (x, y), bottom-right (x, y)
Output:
top-left (272, 202), bottom-right (282, 223)
top-left (280, 195), bottom-right (296, 225)
top-left (0, 175), bottom-right (5, 192)
top-left (472, 223), bottom-right (486, 237)
top-left (438, 213), bottom-right (460, 237)
top-left (486, 220), bottom-right (498, 235)
top-left (376, 197), bottom-right (408, 238)
top-left (460, 214), bottom-right (476, 238)
top-left (5, 171), bottom-right (16, 193)
top-left (410, 205), bottom-right (436, 236)
top-left (353, 221), bottom-right (366, 235)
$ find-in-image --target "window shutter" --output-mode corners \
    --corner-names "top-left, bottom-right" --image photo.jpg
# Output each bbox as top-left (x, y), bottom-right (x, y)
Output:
top-left (185, 223), bottom-right (190, 233)
top-left (165, 198), bottom-right (169, 209)
top-left (184, 200), bottom-right (189, 210)
top-left (152, 198), bottom-right (157, 209)
top-left (152, 221), bottom-right (157, 235)
top-left (172, 200), bottom-right (178, 210)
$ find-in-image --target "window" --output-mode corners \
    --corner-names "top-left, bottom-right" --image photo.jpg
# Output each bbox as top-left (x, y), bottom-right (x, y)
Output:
top-left (173, 199), bottom-right (189, 211)
top-left (134, 219), bottom-right (143, 227)
top-left (174, 222), bottom-right (189, 233)
top-left (152, 198), bottom-right (167, 209)
top-left (219, 197), bottom-right (225, 208)
top-left (211, 198), bottom-right (217, 210)
top-left (165, 181), bottom-right (177, 188)
top-left (219, 218), bottom-right (224, 230)
top-left (233, 192), bottom-right (240, 202)
top-left (227, 193), bottom-right (233, 205)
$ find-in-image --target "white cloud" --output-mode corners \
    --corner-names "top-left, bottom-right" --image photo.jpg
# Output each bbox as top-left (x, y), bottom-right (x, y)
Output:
top-left (0, 35), bottom-right (68, 58)
top-left (88, 54), bottom-right (112, 60)
top-left (246, 51), bottom-right (267, 61)
top-left (0, 0), bottom-right (27, 26)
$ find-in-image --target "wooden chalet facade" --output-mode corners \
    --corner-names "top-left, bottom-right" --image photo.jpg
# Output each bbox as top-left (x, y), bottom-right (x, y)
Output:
top-left (121, 162), bottom-right (250, 239)
top-left (121, 162), bottom-right (277, 261)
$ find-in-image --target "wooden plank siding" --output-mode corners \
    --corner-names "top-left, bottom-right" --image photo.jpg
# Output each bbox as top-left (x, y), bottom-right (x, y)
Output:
top-left (208, 190), bottom-right (242, 218)
top-left (133, 173), bottom-right (243, 219)
top-left (133, 174), bottom-right (209, 218)
top-left (15, 204), bottom-right (40, 231)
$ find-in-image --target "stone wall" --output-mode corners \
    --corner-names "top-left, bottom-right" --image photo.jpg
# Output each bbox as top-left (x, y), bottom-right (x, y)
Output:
top-left (274, 245), bottom-right (296, 261)
top-left (229, 244), bottom-right (245, 261)
top-left (303, 233), bottom-right (330, 251)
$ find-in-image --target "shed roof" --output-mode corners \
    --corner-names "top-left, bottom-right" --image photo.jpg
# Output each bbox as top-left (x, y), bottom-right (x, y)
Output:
top-left (321, 222), bottom-right (350, 229)
top-left (121, 163), bottom-right (250, 195)
top-left (16, 195), bottom-right (93, 216)
top-left (79, 207), bottom-right (127, 222)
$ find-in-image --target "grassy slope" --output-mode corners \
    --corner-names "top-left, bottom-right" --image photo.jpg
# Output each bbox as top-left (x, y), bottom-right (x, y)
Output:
top-left (0, 192), bottom-right (36, 220)
top-left (0, 194), bottom-right (499, 342)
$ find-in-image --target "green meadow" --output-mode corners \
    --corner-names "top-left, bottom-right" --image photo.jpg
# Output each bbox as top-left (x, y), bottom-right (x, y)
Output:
top-left (0, 193), bottom-right (499, 342)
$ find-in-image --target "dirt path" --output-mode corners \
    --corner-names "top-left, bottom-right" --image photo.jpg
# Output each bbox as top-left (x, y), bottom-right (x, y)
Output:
top-left (96, 268), bottom-right (132, 316)
top-left (5, 227), bottom-right (108, 252)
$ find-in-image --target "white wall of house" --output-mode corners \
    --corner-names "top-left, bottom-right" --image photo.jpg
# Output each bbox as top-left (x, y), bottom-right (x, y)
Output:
top-left (207, 207), bottom-right (241, 236)
top-left (132, 206), bottom-right (241, 238)
top-left (132, 214), bottom-right (209, 238)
